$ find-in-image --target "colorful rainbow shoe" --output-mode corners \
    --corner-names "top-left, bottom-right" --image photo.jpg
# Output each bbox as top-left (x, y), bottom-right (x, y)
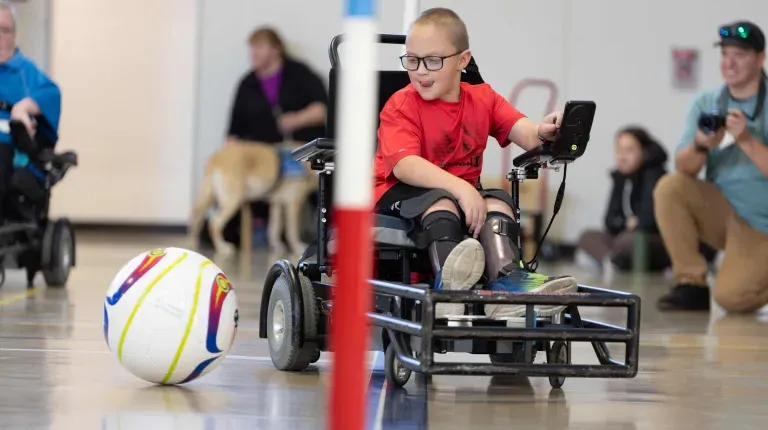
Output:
top-left (483, 268), bottom-right (578, 318)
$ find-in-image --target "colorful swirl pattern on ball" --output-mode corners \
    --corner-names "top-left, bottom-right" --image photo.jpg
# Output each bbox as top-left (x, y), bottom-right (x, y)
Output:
top-left (206, 273), bottom-right (234, 354)
top-left (180, 356), bottom-right (219, 384)
top-left (106, 249), bottom-right (167, 306)
top-left (103, 304), bottom-right (109, 347)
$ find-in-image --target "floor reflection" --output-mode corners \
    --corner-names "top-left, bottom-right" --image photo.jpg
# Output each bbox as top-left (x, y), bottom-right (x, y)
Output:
top-left (0, 232), bottom-right (767, 429)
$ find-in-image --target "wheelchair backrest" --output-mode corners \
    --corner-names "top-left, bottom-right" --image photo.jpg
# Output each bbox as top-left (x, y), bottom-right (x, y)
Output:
top-left (324, 34), bottom-right (485, 140)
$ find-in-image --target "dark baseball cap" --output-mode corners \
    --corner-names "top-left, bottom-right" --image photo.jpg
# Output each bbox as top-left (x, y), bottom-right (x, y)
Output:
top-left (715, 20), bottom-right (765, 52)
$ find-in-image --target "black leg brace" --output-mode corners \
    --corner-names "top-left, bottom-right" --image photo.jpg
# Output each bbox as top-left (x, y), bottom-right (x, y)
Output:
top-left (420, 210), bottom-right (465, 276)
top-left (478, 211), bottom-right (522, 281)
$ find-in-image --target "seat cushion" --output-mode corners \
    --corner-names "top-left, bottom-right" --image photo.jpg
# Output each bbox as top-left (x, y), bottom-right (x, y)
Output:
top-left (327, 214), bottom-right (416, 254)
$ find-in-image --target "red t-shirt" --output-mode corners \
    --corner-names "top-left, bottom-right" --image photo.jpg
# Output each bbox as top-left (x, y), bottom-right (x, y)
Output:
top-left (373, 82), bottom-right (526, 203)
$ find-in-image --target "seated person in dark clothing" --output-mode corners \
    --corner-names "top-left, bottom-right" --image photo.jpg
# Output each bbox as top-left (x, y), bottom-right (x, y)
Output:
top-left (576, 126), bottom-right (671, 272)
top-left (212, 27), bottom-right (329, 246)
top-left (227, 26), bottom-right (327, 145)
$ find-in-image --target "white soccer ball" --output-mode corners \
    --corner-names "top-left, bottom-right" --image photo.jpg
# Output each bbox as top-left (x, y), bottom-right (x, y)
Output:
top-left (103, 247), bottom-right (239, 384)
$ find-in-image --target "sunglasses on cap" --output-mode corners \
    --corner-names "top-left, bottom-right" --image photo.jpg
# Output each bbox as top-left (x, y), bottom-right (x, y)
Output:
top-left (720, 24), bottom-right (752, 39)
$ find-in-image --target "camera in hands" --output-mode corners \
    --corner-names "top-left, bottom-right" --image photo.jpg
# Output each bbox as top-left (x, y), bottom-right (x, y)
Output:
top-left (698, 113), bottom-right (726, 134)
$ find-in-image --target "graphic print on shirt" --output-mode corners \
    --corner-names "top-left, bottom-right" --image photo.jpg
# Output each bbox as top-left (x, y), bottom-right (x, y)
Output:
top-left (437, 120), bottom-right (482, 171)
top-left (461, 123), bottom-right (475, 152)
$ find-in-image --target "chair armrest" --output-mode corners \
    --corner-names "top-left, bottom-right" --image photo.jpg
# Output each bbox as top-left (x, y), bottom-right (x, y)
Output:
top-left (38, 149), bottom-right (78, 169)
top-left (512, 142), bottom-right (554, 169)
top-left (9, 120), bottom-right (39, 155)
top-left (292, 138), bottom-right (336, 163)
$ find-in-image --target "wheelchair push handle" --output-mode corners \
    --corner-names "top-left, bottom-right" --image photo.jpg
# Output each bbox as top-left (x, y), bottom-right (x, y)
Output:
top-left (329, 33), bottom-right (406, 68)
top-left (328, 33), bottom-right (481, 76)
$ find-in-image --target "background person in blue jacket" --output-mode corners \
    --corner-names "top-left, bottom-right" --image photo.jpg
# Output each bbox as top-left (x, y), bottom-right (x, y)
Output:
top-left (0, 1), bottom-right (61, 223)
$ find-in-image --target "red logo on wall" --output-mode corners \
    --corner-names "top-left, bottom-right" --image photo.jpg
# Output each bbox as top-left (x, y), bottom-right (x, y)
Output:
top-left (672, 48), bottom-right (699, 90)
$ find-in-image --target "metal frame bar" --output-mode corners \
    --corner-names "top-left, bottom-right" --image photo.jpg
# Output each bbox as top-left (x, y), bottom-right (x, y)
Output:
top-left (368, 280), bottom-right (640, 378)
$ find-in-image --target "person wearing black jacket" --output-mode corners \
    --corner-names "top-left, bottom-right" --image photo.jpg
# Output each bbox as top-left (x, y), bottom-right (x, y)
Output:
top-left (227, 27), bottom-right (328, 144)
top-left (576, 126), bottom-right (671, 272)
top-left (201, 27), bottom-right (328, 248)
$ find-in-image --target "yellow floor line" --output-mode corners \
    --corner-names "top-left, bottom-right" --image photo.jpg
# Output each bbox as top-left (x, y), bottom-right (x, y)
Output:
top-left (0, 288), bottom-right (43, 306)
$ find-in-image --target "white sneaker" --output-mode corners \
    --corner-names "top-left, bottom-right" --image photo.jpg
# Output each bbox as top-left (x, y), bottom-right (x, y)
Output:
top-left (484, 269), bottom-right (579, 318)
top-left (436, 238), bottom-right (485, 318)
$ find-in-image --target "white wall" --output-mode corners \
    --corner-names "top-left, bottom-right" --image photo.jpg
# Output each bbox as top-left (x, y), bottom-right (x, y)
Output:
top-left (40, 0), bottom-right (767, 241)
top-left (13, 0), bottom-right (51, 71)
top-left (47, 0), bottom-right (199, 224)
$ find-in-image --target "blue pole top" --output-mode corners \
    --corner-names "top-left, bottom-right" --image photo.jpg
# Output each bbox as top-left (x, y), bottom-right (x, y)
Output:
top-left (346, 0), bottom-right (375, 16)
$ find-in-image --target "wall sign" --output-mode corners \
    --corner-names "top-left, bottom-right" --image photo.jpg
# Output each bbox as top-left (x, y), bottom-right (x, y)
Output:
top-left (672, 48), bottom-right (700, 90)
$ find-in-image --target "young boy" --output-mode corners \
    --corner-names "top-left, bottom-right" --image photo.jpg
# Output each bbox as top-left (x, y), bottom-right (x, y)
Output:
top-left (373, 7), bottom-right (578, 318)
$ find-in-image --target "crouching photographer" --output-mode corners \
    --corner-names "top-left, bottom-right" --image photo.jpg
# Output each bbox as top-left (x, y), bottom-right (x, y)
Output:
top-left (654, 20), bottom-right (768, 312)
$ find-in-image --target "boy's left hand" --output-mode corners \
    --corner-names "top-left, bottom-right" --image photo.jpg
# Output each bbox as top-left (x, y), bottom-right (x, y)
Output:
top-left (537, 111), bottom-right (563, 141)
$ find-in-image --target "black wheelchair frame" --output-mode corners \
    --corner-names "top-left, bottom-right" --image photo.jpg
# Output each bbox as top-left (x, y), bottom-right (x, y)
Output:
top-left (0, 115), bottom-right (78, 289)
top-left (258, 34), bottom-right (640, 390)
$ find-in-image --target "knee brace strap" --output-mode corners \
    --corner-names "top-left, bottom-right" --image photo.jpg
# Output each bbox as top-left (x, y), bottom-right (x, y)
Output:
top-left (484, 211), bottom-right (519, 239)
top-left (415, 210), bottom-right (463, 248)
top-left (479, 212), bottom-right (522, 281)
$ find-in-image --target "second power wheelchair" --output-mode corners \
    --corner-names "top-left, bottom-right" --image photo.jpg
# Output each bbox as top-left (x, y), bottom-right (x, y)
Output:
top-left (259, 34), bottom-right (641, 390)
top-left (0, 116), bottom-right (78, 289)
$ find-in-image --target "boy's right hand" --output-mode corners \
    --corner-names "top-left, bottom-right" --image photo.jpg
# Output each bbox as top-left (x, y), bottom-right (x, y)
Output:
top-left (455, 182), bottom-right (486, 238)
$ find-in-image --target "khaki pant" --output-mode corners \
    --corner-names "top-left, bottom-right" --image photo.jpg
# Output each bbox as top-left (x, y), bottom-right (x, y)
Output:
top-left (653, 173), bottom-right (768, 312)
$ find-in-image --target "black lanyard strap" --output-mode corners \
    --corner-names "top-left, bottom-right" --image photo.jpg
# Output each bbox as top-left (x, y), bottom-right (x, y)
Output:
top-left (718, 77), bottom-right (767, 121)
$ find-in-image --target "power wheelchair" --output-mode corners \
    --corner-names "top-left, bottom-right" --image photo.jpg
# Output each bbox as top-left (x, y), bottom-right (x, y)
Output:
top-left (0, 115), bottom-right (78, 289)
top-left (259, 34), bottom-right (640, 390)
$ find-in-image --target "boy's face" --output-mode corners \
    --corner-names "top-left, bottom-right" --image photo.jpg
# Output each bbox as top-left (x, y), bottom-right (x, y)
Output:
top-left (405, 23), bottom-right (470, 101)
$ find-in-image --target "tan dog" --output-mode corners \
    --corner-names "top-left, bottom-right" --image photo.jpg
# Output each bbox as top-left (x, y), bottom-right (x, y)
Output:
top-left (189, 138), bottom-right (314, 260)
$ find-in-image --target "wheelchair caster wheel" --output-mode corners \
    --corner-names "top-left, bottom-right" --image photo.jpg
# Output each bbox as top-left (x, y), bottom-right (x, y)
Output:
top-left (385, 344), bottom-right (411, 388)
top-left (42, 219), bottom-right (74, 288)
top-left (547, 340), bottom-right (569, 389)
top-left (266, 272), bottom-right (317, 371)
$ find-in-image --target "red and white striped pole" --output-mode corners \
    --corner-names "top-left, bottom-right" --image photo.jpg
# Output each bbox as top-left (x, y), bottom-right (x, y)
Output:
top-left (329, 0), bottom-right (378, 429)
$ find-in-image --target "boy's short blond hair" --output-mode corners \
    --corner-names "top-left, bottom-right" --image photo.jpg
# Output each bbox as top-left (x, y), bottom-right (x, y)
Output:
top-left (412, 7), bottom-right (469, 52)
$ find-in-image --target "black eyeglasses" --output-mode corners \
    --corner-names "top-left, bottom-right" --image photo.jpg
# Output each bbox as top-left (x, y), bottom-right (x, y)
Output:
top-left (720, 24), bottom-right (751, 39)
top-left (399, 52), bottom-right (462, 71)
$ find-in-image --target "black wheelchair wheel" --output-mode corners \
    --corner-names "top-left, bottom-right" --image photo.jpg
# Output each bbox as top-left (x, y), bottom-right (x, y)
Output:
top-left (42, 219), bottom-right (74, 288)
top-left (547, 340), bottom-right (569, 389)
top-left (385, 343), bottom-right (412, 388)
top-left (267, 272), bottom-right (317, 371)
top-left (0, 267), bottom-right (5, 289)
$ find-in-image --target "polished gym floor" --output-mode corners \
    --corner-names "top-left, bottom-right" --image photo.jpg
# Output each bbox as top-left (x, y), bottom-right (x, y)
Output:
top-left (1, 230), bottom-right (766, 430)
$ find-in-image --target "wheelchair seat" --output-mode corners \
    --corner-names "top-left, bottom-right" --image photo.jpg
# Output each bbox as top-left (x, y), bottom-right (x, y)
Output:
top-left (327, 214), bottom-right (416, 254)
